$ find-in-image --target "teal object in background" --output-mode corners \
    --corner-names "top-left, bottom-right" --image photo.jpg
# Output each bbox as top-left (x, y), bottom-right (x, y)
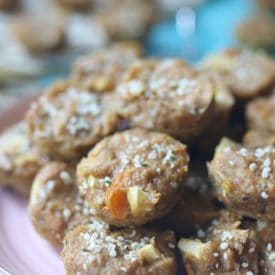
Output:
top-left (146, 0), bottom-right (254, 61)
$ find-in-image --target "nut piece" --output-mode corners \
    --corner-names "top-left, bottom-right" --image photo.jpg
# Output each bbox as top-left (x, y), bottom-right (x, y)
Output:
top-left (137, 243), bottom-right (162, 262)
top-left (178, 239), bottom-right (208, 260)
top-left (127, 186), bottom-right (160, 216)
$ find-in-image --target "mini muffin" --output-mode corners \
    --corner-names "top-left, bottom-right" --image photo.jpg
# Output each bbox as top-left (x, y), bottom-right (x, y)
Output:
top-left (196, 71), bottom-right (235, 153)
top-left (77, 129), bottom-right (189, 227)
top-left (178, 211), bottom-right (259, 275)
top-left (26, 81), bottom-right (119, 160)
top-left (201, 49), bottom-right (275, 99)
top-left (245, 93), bottom-right (275, 133)
top-left (0, 121), bottom-right (49, 196)
top-left (116, 59), bottom-right (215, 141)
top-left (155, 162), bottom-right (220, 234)
top-left (208, 138), bottom-right (275, 221)
top-left (255, 221), bottom-right (275, 274)
top-left (256, 0), bottom-right (275, 10)
top-left (10, 14), bottom-right (65, 53)
top-left (94, 0), bottom-right (156, 40)
top-left (65, 14), bottom-right (109, 50)
top-left (54, 0), bottom-right (91, 10)
top-left (62, 220), bottom-right (177, 275)
top-left (29, 162), bottom-right (93, 246)
top-left (236, 14), bottom-right (275, 50)
top-left (71, 42), bottom-right (143, 92)
top-left (0, 0), bottom-right (18, 10)
top-left (243, 130), bottom-right (275, 148)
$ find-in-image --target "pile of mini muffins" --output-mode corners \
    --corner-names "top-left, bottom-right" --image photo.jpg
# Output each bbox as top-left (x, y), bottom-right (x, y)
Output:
top-left (0, 42), bottom-right (274, 274)
top-left (0, 0), bottom-right (169, 56)
top-left (8, 0), bottom-right (156, 54)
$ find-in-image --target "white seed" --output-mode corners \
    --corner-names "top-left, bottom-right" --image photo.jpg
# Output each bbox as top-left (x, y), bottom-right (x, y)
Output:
top-left (60, 171), bottom-right (72, 184)
top-left (197, 229), bottom-right (205, 238)
top-left (223, 146), bottom-right (231, 153)
top-left (239, 148), bottom-right (248, 156)
top-left (261, 191), bottom-right (269, 199)
top-left (263, 158), bottom-right (271, 167)
top-left (261, 167), bottom-right (271, 179)
top-left (267, 242), bottom-right (272, 251)
top-left (255, 148), bottom-right (265, 158)
top-left (249, 163), bottom-right (257, 172)
top-left (63, 208), bottom-right (71, 221)
top-left (220, 242), bottom-right (228, 250)
top-left (168, 243), bottom-right (176, 249)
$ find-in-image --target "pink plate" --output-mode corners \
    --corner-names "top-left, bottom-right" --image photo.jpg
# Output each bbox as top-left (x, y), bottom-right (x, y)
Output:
top-left (0, 98), bottom-right (65, 275)
top-left (0, 189), bottom-right (64, 275)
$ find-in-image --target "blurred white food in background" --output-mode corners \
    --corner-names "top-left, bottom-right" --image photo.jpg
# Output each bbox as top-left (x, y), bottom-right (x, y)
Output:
top-left (157, 0), bottom-right (205, 13)
top-left (176, 6), bottom-right (198, 62)
top-left (0, 15), bottom-right (44, 80)
top-left (66, 15), bottom-right (109, 50)
top-left (22, 0), bottom-right (53, 12)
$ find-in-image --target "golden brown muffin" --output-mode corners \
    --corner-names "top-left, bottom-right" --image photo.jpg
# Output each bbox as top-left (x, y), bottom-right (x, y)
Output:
top-left (196, 70), bottom-right (235, 153)
top-left (255, 221), bottom-right (275, 274)
top-left (10, 14), bottom-right (65, 54)
top-left (77, 129), bottom-right (189, 227)
top-left (201, 49), bottom-right (275, 99)
top-left (208, 138), bottom-right (275, 221)
top-left (54, 0), bottom-right (92, 10)
top-left (256, 0), bottom-right (275, 10)
top-left (243, 130), bottom-right (275, 148)
top-left (62, 221), bottom-right (177, 275)
top-left (0, 121), bottom-right (49, 196)
top-left (0, 0), bottom-right (18, 10)
top-left (29, 162), bottom-right (93, 246)
top-left (116, 59), bottom-right (215, 142)
top-left (94, 0), bottom-right (156, 40)
top-left (26, 81), bottom-right (119, 160)
top-left (71, 42), bottom-right (143, 92)
top-left (245, 93), bottom-right (275, 133)
top-left (236, 14), bottom-right (275, 50)
top-left (178, 211), bottom-right (259, 275)
top-left (155, 162), bottom-right (220, 234)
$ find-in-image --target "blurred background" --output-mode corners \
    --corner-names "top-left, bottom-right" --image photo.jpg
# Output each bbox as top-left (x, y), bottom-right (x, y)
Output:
top-left (0, 0), bottom-right (274, 113)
